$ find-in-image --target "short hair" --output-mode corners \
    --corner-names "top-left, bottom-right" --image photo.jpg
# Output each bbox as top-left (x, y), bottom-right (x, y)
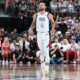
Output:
top-left (15, 45), bottom-right (20, 47)
top-left (38, 1), bottom-right (46, 6)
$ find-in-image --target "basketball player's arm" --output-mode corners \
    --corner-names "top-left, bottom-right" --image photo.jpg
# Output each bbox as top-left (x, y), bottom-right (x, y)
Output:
top-left (28, 14), bottom-right (36, 34)
top-left (49, 13), bottom-right (55, 33)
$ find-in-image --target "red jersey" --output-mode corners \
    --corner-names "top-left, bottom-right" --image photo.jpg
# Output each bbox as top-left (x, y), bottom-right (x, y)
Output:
top-left (2, 43), bottom-right (10, 50)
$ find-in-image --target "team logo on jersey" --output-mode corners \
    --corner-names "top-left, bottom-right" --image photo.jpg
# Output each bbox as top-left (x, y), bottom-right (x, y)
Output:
top-left (39, 17), bottom-right (45, 21)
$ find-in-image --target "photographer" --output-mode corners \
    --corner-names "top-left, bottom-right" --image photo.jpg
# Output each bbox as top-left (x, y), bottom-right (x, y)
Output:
top-left (50, 37), bottom-right (64, 64)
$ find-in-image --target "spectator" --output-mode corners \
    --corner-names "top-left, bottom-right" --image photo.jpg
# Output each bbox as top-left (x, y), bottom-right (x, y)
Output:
top-left (57, 18), bottom-right (67, 35)
top-left (10, 28), bottom-right (19, 40)
top-left (18, 0), bottom-right (27, 22)
top-left (66, 16), bottom-right (75, 29)
top-left (19, 35), bottom-right (30, 54)
top-left (27, 0), bottom-right (37, 17)
top-left (67, 0), bottom-right (75, 16)
top-left (29, 37), bottom-right (37, 62)
top-left (14, 44), bottom-right (22, 63)
top-left (29, 36), bottom-right (37, 52)
top-left (50, 0), bottom-right (58, 15)
top-left (1, 28), bottom-right (8, 42)
top-left (71, 29), bottom-right (78, 43)
top-left (9, 39), bottom-right (18, 63)
top-left (66, 38), bottom-right (79, 63)
top-left (10, 39), bottom-right (17, 52)
top-left (0, 37), bottom-right (2, 62)
top-left (77, 32), bottom-right (80, 62)
top-left (62, 39), bottom-right (70, 61)
top-left (2, 37), bottom-right (10, 65)
top-left (22, 48), bottom-right (35, 64)
top-left (5, 0), bottom-right (15, 15)
top-left (58, 0), bottom-right (68, 16)
top-left (14, 0), bottom-right (20, 16)
top-left (19, 0), bottom-right (27, 13)
top-left (52, 37), bottom-right (61, 49)
top-left (50, 37), bottom-right (64, 64)
top-left (73, 19), bottom-right (79, 30)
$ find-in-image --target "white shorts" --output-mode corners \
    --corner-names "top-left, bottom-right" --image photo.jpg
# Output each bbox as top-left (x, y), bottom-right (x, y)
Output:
top-left (37, 32), bottom-right (50, 63)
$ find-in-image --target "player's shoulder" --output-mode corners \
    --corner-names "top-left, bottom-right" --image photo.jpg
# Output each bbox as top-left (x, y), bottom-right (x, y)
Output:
top-left (33, 13), bottom-right (36, 17)
top-left (48, 12), bottom-right (53, 17)
top-left (47, 12), bottom-right (53, 19)
top-left (33, 13), bottom-right (38, 18)
top-left (32, 13), bottom-right (37, 20)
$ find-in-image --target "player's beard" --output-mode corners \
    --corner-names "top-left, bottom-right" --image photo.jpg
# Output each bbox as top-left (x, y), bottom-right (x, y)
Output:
top-left (39, 8), bottom-right (45, 11)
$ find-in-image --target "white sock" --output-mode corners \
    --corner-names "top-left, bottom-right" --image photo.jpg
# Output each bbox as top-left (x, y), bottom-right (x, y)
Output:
top-left (45, 65), bottom-right (49, 74)
top-left (6, 60), bottom-right (8, 65)
top-left (41, 62), bottom-right (45, 75)
top-left (2, 60), bottom-right (5, 65)
top-left (41, 62), bottom-right (45, 69)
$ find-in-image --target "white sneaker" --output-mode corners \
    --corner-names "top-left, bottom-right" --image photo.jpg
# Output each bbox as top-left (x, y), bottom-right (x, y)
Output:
top-left (20, 61), bottom-right (23, 64)
top-left (41, 62), bottom-right (45, 76)
top-left (10, 61), bottom-right (14, 64)
top-left (2, 60), bottom-right (5, 65)
top-left (45, 70), bottom-right (49, 77)
top-left (63, 60), bottom-right (68, 64)
top-left (44, 65), bottom-right (49, 77)
top-left (73, 61), bottom-right (76, 64)
top-left (27, 62), bottom-right (31, 66)
top-left (41, 75), bottom-right (48, 80)
top-left (6, 60), bottom-right (8, 65)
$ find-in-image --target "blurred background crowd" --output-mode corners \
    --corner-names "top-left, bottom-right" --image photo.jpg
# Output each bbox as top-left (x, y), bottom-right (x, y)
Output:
top-left (0, 0), bottom-right (80, 65)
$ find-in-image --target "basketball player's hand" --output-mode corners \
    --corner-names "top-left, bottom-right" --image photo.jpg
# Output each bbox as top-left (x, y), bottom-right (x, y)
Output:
top-left (50, 30), bottom-right (54, 40)
top-left (50, 29), bottom-right (54, 35)
top-left (28, 28), bottom-right (33, 35)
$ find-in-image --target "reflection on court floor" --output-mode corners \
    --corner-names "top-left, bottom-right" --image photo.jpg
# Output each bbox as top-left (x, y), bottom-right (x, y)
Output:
top-left (0, 64), bottom-right (80, 80)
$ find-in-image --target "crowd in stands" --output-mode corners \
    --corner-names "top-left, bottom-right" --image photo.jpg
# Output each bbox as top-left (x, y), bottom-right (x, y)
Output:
top-left (50, 0), bottom-right (80, 17)
top-left (0, 27), bottom-right (38, 65)
top-left (0, 0), bottom-right (80, 65)
top-left (5, 0), bottom-right (38, 17)
top-left (3, 0), bottom-right (80, 17)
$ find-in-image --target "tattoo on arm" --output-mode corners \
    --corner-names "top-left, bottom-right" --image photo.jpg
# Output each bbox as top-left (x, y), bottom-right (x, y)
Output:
top-left (49, 13), bottom-right (55, 31)
top-left (30, 14), bottom-right (36, 30)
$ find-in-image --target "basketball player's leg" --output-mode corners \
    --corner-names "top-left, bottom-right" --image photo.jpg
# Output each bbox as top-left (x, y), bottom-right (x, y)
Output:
top-left (44, 32), bottom-right (50, 76)
top-left (44, 48), bottom-right (50, 76)
top-left (37, 33), bottom-right (45, 62)
top-left (37, 33), bottom-right (45, 75)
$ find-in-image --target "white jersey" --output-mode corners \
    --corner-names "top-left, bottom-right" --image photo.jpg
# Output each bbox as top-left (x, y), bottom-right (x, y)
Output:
top-left (36, 12), bottom-right (49, 32)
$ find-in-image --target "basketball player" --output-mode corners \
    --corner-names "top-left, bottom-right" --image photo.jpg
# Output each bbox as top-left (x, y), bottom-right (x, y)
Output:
top-left (28, 2), bottom-right (55, 76)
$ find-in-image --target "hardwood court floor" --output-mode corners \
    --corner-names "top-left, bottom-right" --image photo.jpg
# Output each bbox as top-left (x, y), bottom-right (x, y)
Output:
top-left (0, 64), bottom-right (80, 80)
